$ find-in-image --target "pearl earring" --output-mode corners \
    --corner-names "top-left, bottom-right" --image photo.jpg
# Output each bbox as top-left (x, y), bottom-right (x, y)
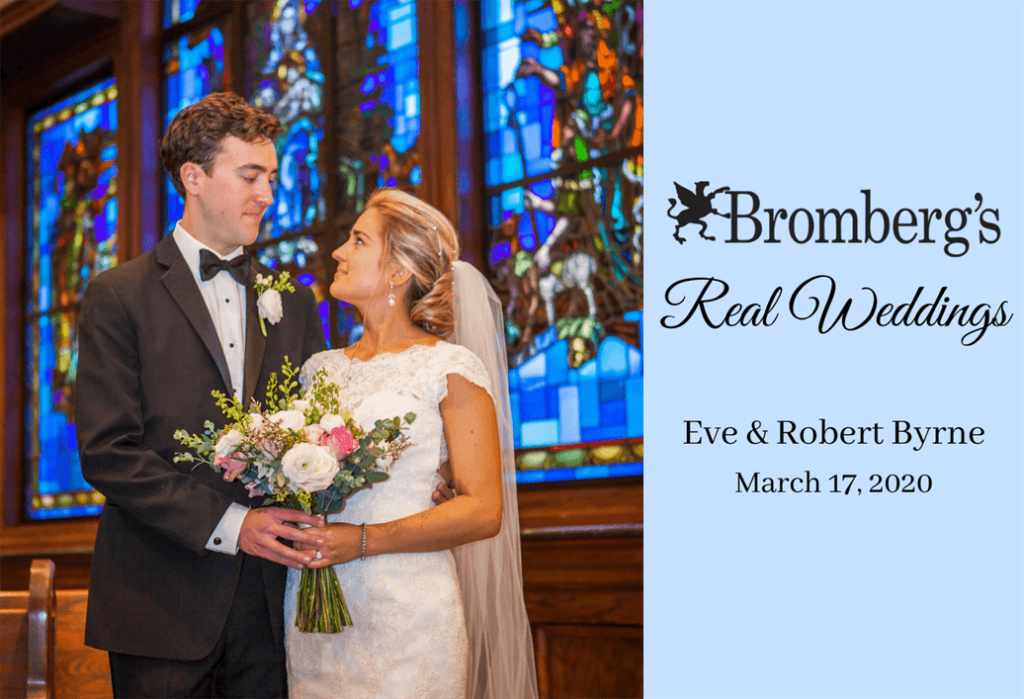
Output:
top-left (387, 280), bottom-right (395, 307)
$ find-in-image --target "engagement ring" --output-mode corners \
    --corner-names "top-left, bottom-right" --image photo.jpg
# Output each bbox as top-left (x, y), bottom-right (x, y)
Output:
top-left (314, 550), bottom-right (322, 561)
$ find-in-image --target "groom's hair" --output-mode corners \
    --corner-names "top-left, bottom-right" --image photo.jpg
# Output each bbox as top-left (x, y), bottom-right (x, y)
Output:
top-left (160, 91), bottom-right (283, 197)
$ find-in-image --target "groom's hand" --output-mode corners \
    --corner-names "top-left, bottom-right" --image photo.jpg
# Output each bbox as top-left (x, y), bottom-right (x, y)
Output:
top-left (432, 463), bottom-right (457, 504)
top-left (432, 480), bottom-right (457, 504)
top-left (239, 508), bottom-right (325, 569)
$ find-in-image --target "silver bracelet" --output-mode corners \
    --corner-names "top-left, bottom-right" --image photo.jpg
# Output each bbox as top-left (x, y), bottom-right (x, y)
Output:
top-left (360, 523), bottom-right (367, 561)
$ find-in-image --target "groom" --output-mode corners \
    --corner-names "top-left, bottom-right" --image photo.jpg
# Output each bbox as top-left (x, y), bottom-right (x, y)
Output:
top-left (77, 92), bottom-right (327, 698)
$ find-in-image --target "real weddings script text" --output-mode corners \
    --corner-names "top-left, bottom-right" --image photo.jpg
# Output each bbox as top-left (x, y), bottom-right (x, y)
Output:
top-left (661, 275), bottom-right (1013, 346)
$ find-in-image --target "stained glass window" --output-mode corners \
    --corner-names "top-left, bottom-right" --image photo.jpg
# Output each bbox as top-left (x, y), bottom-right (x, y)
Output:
top-left (245, 0), bottom-right (329, 243)
top-left (480, 0), bottom-right (644, 483)
top-left (25, 77), bottom-right (119, 518)
top-left (163, 0), bottom-right (206, 29)
top-left (242, 0), bottom-right (332, 348)
top-left (334, 0), bottom-right (422, 346)
top-left (162, 22), bottom-right (229, 235)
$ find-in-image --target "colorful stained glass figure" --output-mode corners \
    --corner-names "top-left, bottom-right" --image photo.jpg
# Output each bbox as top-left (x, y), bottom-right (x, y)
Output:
top-left (481, 0), bottom-right (643, 188)
top-left (25, 77), bottom-right (119, 519)
top-left (336, 0), bottom-right (421, 212)
top-left (246, 0), bottom-right (328, 242)
top-left (163, 0), bottom-right (205, 29)
top-left (481, 0), bottom-right (643, 474)
top-left (333, 0), bottom-right (422, 347)
top-left (163, 23), bottom-right (229, 236)
top-left (28, 79), bottom-right (118, 314)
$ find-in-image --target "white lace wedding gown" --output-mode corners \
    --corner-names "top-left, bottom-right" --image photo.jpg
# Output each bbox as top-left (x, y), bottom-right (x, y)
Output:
top-left (285, 342), bottom-right (494, 699)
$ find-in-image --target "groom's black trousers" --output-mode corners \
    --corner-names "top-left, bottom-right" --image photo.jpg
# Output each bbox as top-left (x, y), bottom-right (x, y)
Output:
top-left (108, 553), bottom-right (288, 698)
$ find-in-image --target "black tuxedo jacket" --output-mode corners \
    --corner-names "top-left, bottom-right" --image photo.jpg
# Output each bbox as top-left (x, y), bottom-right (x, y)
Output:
top-left (77, 233), bottom-right (328, 660)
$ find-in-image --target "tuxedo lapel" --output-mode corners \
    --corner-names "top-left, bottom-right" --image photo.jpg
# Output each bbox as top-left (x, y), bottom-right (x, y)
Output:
top-left (155, 236), bottom-right (232, 394)
top-left (242, 265), bottom-right (267, 407)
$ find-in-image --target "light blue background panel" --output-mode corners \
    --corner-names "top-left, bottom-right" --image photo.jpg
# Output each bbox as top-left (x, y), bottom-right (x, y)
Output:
top-left (646, 2), bottom-right (1024, 697)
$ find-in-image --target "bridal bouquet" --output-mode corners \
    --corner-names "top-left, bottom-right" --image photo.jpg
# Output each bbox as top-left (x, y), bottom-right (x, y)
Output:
top-left (173, 357), bottom-right (415, 633)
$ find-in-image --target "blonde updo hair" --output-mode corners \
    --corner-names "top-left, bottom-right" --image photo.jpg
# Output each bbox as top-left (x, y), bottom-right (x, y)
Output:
top-left (365, 188), bottom-right (461, 338)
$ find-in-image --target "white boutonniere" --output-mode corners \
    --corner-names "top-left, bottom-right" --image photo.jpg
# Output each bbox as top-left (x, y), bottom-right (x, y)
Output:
top-left (255, 272), bottom-right (295, 336)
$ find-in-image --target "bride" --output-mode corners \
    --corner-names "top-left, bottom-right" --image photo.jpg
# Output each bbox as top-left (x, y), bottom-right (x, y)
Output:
top-left (284, 188), bottom-right (538, 699)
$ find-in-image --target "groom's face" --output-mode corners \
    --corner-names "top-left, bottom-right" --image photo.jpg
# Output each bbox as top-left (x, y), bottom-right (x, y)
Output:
top-left (192, 136), bottom-right (278, 254)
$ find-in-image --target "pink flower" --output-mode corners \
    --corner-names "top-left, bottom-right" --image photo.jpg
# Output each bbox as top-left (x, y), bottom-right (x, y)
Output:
top-left (217, 453), bottom-right (248, 482)
top-left (322, 426), bottom-right (357, 458)
top-left (244, 481), bottom-right (267, 498)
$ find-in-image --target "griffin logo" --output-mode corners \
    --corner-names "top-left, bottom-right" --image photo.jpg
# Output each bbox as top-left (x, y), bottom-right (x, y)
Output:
top-left (668, 181), bottom-right (730, 244)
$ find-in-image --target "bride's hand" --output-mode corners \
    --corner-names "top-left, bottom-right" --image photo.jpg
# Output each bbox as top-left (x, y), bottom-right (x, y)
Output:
top-left (305, 523), bottom-right (364, 568)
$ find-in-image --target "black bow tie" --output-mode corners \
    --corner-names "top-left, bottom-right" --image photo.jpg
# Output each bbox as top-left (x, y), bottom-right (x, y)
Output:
top-left (199, 249), bottom-right (250, 285)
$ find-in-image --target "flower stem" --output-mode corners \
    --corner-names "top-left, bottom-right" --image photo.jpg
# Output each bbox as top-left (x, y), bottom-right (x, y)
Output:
top-left (295, 565), bottom-right (351, 633)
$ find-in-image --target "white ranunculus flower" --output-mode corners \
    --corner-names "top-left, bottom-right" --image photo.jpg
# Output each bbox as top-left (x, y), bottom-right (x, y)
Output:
top-left (248, 413), bottom-right (265, 431)
top-left (214, 429), bottom-right (244, 459)
top-left (318, 413), bottom-right (345, 433)
top-left (291, 399), bottom-right (312, 414)
top-left (268, 409), bottom-right (307, 432)
top-left (303, 425), bottom-right (325, 444)
top-left (257, 289), bottom-right (284, 325)
top-left (281, 443), bottom-right (339, 493)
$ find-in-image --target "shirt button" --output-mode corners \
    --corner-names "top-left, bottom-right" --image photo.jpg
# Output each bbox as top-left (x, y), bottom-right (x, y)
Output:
top-left (225, 298), bottom-right (230, 303)
top-left (213, 537), bottom-right (222, 546)
top-left (229, 343), bottom-right (235, 348)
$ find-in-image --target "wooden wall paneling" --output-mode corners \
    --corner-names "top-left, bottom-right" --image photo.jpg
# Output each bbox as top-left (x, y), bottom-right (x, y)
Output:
top-left (1, 26), bottom-right (118, 108)
top-left (225, 2), bottom-right (244, 96)
top-left (534, 625), bottom-right (643, 699)
top-left (417, 0), bottom-right (460, 227)
top-left (1, 102), bottom-right (27, 532)
top-left (522, 535), bottom-right (642, 627)
top-left (451, 0), bottom-right (484, 265)
top-left (0, 0), bottom-right (60, 38)
top-left (1, 553), bottom-right (94, 592)
top-left (518, 478), bottom-right (643, 529)
top-left (116, 0), bottom-right (162, 257)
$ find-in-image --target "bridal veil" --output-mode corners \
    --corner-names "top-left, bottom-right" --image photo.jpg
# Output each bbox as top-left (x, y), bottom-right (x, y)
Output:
top-left (450, 260), bottom-right (539, 699)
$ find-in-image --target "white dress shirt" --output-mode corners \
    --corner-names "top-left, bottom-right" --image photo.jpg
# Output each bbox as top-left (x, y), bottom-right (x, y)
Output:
top-left (172, 223), bottom-right (250, 555)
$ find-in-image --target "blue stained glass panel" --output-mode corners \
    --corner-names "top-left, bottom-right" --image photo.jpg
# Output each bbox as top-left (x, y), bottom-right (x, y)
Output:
top-left (246, 0), bottom-right (329, 242)
top-left (333, 0), bottom-right (422, 348)
top-left (521, 420), bottom-right (559, 448)
top-left (25, 77), bottom-right (120, 519)
top-left (484, 0), bottom-right (645, 470)
top-left (164, 0), bottom-right (205, 28)
top-left (28, 79), bottom-right (119, 315)
top-left (162, 23), bottom-right (228, 236)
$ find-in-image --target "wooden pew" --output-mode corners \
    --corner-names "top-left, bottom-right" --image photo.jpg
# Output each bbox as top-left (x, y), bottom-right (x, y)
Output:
top-left (53, 590), bottom-right (112, 699)
top-left (1, 561), bottom-right (112, 699)
top-left (1, 559), bottom-right (56, 699)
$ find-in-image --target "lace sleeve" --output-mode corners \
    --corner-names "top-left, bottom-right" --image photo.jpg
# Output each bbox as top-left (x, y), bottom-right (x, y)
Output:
top-left (299, 350), bottom-right (331, 390)
top-left (437, 344), bottom-right (494, 404)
